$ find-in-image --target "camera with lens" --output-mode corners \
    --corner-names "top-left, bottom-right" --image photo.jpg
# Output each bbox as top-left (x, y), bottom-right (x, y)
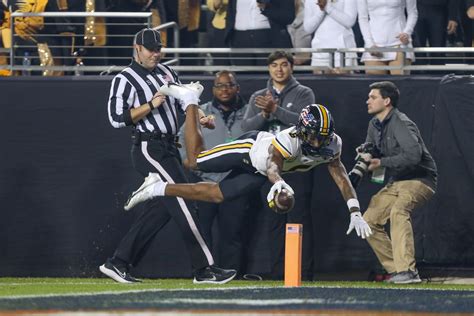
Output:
top-left (348, 142), bottom-right (381, 188)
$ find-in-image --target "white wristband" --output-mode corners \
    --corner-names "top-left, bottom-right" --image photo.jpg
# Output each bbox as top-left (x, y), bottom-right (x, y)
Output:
top-left (347, 198), bottom-right (360, 211)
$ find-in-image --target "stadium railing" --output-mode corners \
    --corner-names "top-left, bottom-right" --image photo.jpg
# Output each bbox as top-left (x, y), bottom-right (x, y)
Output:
top-left (1, 12), bottom-right (473, 75)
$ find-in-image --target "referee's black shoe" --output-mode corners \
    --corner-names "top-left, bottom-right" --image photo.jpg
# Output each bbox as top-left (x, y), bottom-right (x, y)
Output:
top-left (193, 266), bottom-right (237, 284)
top-left (99, 261), bottom-right (142, 284)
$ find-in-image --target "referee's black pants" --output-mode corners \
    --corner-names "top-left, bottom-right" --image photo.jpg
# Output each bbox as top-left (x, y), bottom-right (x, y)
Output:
top-left (112, 138), bottom-right (214, 271)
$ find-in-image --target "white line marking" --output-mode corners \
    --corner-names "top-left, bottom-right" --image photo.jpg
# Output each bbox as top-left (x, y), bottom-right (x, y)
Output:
top-left (134, 298), bottom-right (377, 306)
top-left (1, 284), bottom-right (472, 300)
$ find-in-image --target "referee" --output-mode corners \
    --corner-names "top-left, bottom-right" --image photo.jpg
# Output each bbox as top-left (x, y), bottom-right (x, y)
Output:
top-left (102, 28), bottom-right (236, 284)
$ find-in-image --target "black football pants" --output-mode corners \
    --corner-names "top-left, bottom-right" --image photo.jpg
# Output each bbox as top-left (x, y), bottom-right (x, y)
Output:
top-left (112, 138), bottom-right (214, 271)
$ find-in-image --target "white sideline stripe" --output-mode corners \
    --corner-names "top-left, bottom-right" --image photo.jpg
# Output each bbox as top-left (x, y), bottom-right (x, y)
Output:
top-left (0, 284), bottom-right (471, 300)
top-left (141, 142), bottom-right (214, 266)
top-left (0, 286), bottom-right (271, 300)
top-left (145, 298), bottom-right (376, 306)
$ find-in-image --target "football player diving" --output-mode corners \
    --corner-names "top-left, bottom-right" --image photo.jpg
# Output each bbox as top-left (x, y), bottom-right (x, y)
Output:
top-left (124, 83), bottom-right (372, 239)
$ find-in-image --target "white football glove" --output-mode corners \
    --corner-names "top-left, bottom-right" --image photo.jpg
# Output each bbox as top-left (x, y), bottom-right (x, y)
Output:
top-left (346, 211), bottom-right (373, 239)
top-left (266, 180), bottom-right (294, 205)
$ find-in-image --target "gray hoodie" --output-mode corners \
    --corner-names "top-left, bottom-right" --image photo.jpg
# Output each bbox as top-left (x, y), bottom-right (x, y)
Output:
top-left (242, 76), bottom-right (315, 133)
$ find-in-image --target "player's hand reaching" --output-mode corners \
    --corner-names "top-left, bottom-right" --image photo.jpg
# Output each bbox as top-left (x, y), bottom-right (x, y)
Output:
top-left (346, 211), bottom-right (372, 239)
top-left (267, 180), bottom-right (294, 206)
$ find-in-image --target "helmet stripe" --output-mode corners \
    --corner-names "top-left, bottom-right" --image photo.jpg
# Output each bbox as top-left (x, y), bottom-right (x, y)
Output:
top-left (317, 104), bottom-right (330, 135)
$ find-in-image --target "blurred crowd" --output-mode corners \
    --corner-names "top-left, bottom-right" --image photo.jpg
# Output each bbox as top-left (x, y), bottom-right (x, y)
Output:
top-left (0, 0), bottom-right (473, 76)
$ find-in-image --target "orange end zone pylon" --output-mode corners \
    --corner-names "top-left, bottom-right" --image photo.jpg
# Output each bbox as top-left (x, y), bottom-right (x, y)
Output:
top-left (284, 223), bottom-right (302, 287)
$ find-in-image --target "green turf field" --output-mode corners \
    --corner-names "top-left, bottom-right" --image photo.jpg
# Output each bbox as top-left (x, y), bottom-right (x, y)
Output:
top-left (1, 278), bottom-right (473, 314)
top-left (1, 277), bottom-right (472, 297)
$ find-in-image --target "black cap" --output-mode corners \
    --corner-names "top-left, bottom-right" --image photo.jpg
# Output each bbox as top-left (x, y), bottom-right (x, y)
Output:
top-left (135, 28), bottom-right (162, 50)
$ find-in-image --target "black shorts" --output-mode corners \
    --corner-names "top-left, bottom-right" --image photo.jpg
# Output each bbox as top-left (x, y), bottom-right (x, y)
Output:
top-left (196, 131), bottom-right (259, 174)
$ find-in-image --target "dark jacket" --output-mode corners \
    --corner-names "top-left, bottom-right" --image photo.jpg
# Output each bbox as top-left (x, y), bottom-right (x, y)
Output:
top-left (418, 0), bottom-right (461, 21)
top-left (366, 108), bottom-right (437, 189)
top-left (224, 0), bottom-right (295, 47)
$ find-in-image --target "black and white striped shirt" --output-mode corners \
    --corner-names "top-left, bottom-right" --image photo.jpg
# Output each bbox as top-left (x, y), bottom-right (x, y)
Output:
top-left (107, 60), bottom-right (182, 135)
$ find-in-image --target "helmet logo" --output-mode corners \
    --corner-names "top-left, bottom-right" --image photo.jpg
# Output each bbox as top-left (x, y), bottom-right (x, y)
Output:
top-left (300, 108), bottom-right (315, 126)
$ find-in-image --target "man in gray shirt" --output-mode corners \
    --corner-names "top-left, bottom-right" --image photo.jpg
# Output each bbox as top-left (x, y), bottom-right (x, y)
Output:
top-left (361, 81), bottom-right (437, 284)
top-left (242, 50), bottom-right (316, 280)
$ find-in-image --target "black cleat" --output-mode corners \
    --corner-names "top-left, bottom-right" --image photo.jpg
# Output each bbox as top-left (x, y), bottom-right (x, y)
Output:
top-left (99, 261), bottom-right (142, 284)
top-left (193, 265), bottom-right (237, 284)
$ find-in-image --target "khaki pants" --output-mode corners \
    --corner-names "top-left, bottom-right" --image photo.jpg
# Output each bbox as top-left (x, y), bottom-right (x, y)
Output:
top-left (363, 180), bottom-right (434, 273)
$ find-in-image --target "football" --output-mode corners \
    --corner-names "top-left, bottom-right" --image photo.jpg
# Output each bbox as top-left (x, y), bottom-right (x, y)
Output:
top-left (272, 188), bottom-right (295, 214)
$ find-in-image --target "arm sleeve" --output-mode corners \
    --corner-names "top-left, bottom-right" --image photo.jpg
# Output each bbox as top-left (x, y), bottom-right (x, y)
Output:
top-left (272, 131), bottom-right (296, 159)
top-left (273, 88), bottom-right (315, 126)
top-left (325, 0), bottom-right (358, 29)
top-left (402, 0), bottom-right (418, 35)
top-left (380, 121), bottom-right (422, 169)
top-left (241, 92), bottom-right (269, 131)
top-left (448, 0), bottom-right (461, 22)
top-left (107, 75), bottom-right (134, 128)
top-left (333, 134), bottom-right (343, 157)
top-left (303, 0), bottom-right (325, 34)
top-left (357, 0), bottom-right (375, 47)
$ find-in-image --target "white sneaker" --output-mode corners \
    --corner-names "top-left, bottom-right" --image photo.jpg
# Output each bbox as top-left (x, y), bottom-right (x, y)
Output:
top-left (183, 81), bottom-right (204, 97)
top-left (159, 82), bottom-right (203, 105)
top-left (124, 173), bottom-right (161, 211)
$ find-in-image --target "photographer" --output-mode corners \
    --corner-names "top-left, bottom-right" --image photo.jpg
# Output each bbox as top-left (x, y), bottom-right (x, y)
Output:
top-left (360, 81), bottom-right (437, 284)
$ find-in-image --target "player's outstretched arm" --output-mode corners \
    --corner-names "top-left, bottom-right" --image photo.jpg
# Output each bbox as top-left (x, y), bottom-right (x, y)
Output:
top-left (327, 156), bottom-right (357, 203)
top-left (266, 145), bottom-right (294, 206)
top-left (266, 145), bottom-right (285, 184)
top-left (327, 157), bottom-right (372, 239)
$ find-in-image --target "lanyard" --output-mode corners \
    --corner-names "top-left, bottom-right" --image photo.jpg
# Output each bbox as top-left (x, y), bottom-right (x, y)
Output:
top-left (220, 109), bottom-right (237, 142)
